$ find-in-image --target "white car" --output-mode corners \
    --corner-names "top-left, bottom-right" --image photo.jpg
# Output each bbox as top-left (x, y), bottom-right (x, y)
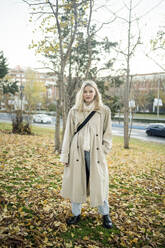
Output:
top-left (33, 114), bottom-right (52, 124)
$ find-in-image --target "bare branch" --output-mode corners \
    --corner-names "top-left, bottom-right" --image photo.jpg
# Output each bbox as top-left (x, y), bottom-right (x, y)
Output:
top-left (95, 17), bottom-right (117, 33)
top-left (132, 0), bottom-right (164, 21)
top-left (29, 11), bottom-right (53, 15)
top-left (122, 0), bottom-right (129, 10)
top-left (64, 0), bottom-right (78, 62)
top-left (94, 4), bottom-right (107, 11)
top-left (132, 0), bottom-right (143, 10)
top-left (97, 67), bottom-right (110, 74)
top-left (145, 53), bottom-right (165, 71)
top-left (85, 0), bottom-right (93, 78)
top-left (34, 66), bottom-right (59, 74)
top-left (153, 47), bottom-right (165, 52)
top-left (22, 0), bottom-right (49, 6)
top-left (22, 0), bottom-right (77, 9)
top-left (129, 25), bottom-right (141, 56)
top-left (113, 47), bottom-right (127, 57)
top-left (47, 0), bottom-right (64, 62)
top-left (106, 7), bottom-right (129, 23)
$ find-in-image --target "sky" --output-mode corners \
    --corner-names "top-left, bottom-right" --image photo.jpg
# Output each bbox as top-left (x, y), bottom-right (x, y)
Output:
top-left (0, 0), bottom-right (165, 75)
top-left (0, 0), bottom-right (40, 69)
top-left (93, 0), bottom-right (165, 75)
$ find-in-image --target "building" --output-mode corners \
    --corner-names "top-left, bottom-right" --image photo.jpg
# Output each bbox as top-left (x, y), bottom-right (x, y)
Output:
top-left (106, 72), bottom-right (165, 113)
top-left (7, 65), bottom-right (58, 110)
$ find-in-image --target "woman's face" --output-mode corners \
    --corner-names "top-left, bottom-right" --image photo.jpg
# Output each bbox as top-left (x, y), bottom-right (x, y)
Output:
top-left (83, 85), bottom-right (96, 104)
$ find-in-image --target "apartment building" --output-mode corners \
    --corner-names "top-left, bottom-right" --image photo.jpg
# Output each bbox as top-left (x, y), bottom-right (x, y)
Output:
top-left (7, 65), bottom-right (58, 110)
top-left (107, 72), bottom-right (165, 112)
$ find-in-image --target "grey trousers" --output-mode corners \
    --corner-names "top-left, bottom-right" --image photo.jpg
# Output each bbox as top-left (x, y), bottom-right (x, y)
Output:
top-left (71, 151), bottom-right (109, 216)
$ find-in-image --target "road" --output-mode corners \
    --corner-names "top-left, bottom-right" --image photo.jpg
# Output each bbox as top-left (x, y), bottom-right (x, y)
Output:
top-left (0, 113), bottom-right (165, 144)
top-left (112, 126), bottom-right (165, 144)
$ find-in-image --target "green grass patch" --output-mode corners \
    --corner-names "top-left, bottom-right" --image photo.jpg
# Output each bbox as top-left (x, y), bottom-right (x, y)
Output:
top-left (134, 113), bottom-right (165, 119)
top-left (0, 122), bottom-right (12, 131)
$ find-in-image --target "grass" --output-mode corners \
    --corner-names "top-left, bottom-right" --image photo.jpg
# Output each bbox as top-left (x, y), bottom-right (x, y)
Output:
top-left (0, 123), bottom-right (165, 247)
top-left (115, 113), bottom-right (165, 119)
top-left (0, 121), bottom-right (54, 137)
top-left (134, 113), bottom-right (165, 119)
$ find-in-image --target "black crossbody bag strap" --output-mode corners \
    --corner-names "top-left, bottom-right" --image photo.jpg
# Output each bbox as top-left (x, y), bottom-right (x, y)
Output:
top-left (74, 111), bottom-right (96, 135)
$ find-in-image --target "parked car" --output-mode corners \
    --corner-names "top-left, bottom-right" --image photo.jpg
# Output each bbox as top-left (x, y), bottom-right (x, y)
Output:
top-left (145, 123), bottom-right (165, 137)
top-left (33, 114), bottom-right (52, 124)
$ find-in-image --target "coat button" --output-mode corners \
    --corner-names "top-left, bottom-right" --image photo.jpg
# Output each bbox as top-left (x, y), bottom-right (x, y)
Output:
top-left (77, 146), bottom-right (79, 149)
top-left (76, 159), bottom-right (79, 162)
top-left (97, 161), bottom-right (100, 163)
top-left (96, 147), bottom-right (99, 150)
top-left (96, 134), bottom-right (98, 136)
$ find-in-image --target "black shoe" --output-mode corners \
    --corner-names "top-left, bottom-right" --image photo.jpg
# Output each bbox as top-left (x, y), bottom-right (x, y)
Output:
top-left (102, 215), bottom-right (113, 229)
top-left (66, 215), bottom-right (81, 226)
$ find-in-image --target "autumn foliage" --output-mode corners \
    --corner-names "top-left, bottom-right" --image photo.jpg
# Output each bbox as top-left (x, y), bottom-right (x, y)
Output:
top-left (0, 129), bottom-right (165, 247)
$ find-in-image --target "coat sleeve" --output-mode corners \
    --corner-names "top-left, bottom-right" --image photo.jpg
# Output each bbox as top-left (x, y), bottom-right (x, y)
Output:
top-left (102, 107), bottom-right (112, 154)
top-left (60, 109), bottom-right (75, 163)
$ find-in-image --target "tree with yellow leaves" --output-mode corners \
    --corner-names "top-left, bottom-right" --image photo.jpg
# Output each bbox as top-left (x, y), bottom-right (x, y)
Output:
top-left (24, 68), bottom-right (47, 112)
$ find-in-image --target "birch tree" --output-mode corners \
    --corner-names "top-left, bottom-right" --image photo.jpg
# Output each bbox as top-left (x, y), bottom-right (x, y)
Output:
top-left (24, 68), bottom-right (47, 112)
top-left (107, 0), bottom-right (142, 148)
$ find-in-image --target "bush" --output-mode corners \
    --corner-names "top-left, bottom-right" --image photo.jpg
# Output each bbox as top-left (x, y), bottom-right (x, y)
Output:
top-left (12, 110), bottom-right (32, 135)
top-left (47, 103), bottom-right (56, 112)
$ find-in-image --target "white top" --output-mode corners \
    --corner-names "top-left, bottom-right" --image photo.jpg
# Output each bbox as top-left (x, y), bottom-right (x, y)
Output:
top-left (82, 101), bottom-right (95, 151)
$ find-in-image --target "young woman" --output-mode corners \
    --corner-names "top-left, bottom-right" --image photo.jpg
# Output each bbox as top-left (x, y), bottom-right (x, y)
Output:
top-left (60, 80), bottom-right (113, 228)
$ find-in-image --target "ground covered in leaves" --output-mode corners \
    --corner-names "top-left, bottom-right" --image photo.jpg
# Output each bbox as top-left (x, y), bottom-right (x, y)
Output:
top-left (0, 126), bottom-right (165, 248)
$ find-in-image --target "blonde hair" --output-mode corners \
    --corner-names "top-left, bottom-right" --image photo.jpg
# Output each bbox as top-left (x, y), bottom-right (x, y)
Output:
top-left (74, 80), bottom-right (103, 111)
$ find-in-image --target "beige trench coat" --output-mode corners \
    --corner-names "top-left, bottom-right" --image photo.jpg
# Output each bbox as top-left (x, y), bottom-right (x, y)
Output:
top-left (60, 105), bottom-right (112, 207)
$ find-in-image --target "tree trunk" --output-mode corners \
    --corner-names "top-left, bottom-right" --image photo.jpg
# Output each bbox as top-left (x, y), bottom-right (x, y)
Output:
top-left (85, 0), bottom-right (93, 79)
top-left (60, 63), bottom-right (67, 142)
top-left (124, 0), bottom-right (132, 149)
top-left (52, 0), bottom-right (78, 152)
top-left (54, 75), bottom-right (61, 152)
top-left (55, 99), bottom-right (61, 152)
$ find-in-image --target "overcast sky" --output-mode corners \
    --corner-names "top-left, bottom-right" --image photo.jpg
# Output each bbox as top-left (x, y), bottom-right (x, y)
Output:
top-left (0, 0), bottom-right (165, 74)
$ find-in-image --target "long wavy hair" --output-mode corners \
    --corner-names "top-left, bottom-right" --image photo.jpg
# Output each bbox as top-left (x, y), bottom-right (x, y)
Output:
top-left (74, 80), bottom-right (103, 112)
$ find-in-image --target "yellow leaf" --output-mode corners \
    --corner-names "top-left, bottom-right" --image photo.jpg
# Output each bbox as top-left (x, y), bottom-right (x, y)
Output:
top-left (155, 210), bottom-right (160, 215)
top-left (83, 236), bottom-right (89, 241)
top-left (132, 238), bottom-right (138, 243)
top-left (44, 237), bottom-right (48, 243)
top-left (47, 228), bottom-right (53, 232)
top-left (18, 207), bottom-right (23, 212)
top-left (4, 205), bottom-right (7, 213)
top-left (65, 242), bottom-right (72, 248)
top-left (54, 221), bottom-right (61, 227)
top-left (141, 228), bottom-right (145, 233)
top-left (14, 226), bottom-right (20, 232)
